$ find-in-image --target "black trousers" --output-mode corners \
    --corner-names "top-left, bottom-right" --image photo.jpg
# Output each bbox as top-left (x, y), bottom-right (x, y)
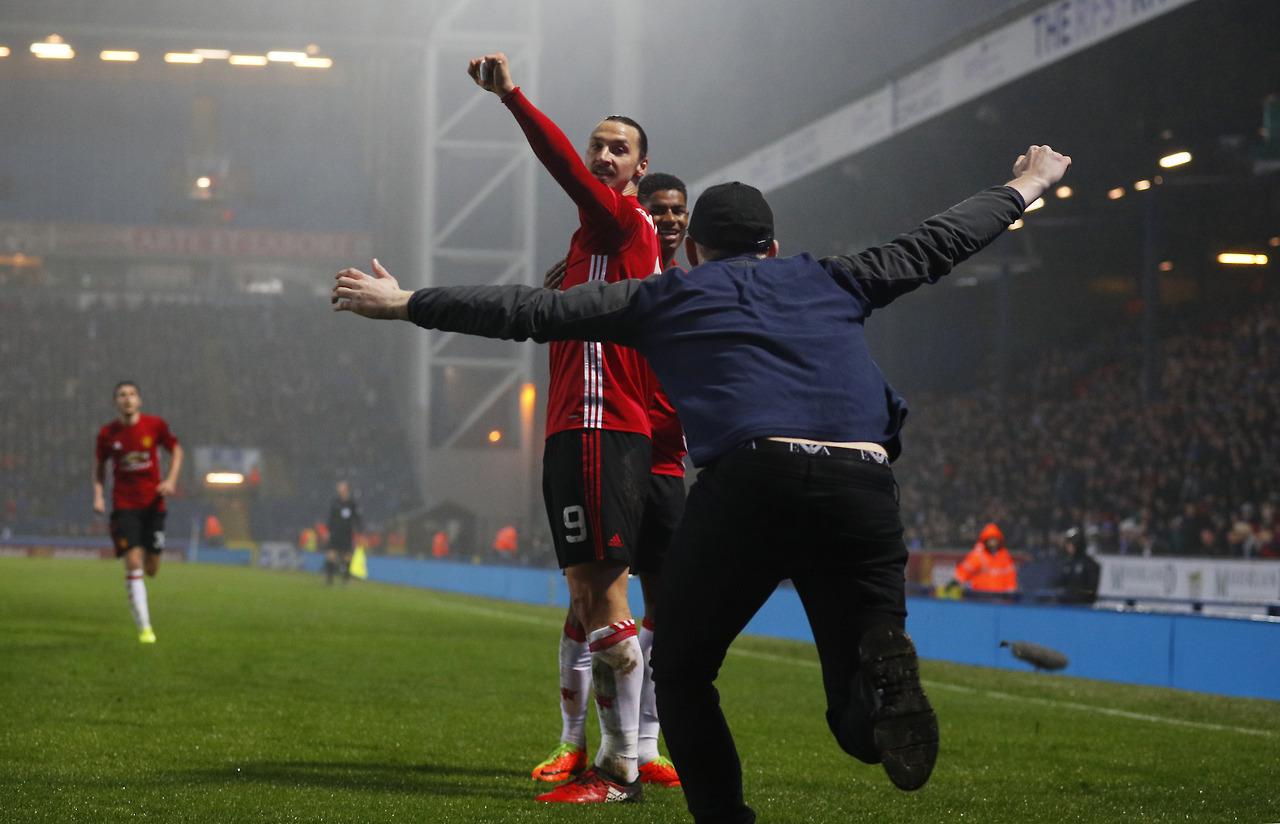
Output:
top-left (652, 445), bottom-right (908, 824)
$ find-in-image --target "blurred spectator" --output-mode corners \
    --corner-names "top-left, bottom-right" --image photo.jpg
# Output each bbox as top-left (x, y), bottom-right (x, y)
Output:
top-left (494, 524), bottom-right (517, 554)
top-left (203, 513), bottom-right (224, 547)
top-left (952, 522), bottom-right (1018, 594)
top-left (432, 530), bottom-right (450, 558)
top-left (1055, 527), bottom-right (1100, 605)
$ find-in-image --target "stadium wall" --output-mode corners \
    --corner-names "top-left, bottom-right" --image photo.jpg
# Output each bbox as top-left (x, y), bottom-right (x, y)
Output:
top-left (7, 540), bottom-right (1276, 701)
top-left (341, 555), bottom-right (1280, 702)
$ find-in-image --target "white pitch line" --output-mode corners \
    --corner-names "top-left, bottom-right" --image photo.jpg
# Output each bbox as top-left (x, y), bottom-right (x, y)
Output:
top-left (925, 682), bottom-right (1275, 737)
top-left (725, 648), bottom-right (1274, 738)
top-left (416, 593), bottom-right (564, 627)
top-left (418, 595), bottom-right (1276, 739)
top-left (728, 648), bottom-right (821, 668)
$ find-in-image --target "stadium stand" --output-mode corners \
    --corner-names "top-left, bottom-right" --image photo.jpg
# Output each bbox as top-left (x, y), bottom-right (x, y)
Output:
top-left (0, 292), bottom-right (416, 542)
top-left (893, 295), bottom-right (1280, 558)
top-left (3, 284), bottom-right (1277, 564)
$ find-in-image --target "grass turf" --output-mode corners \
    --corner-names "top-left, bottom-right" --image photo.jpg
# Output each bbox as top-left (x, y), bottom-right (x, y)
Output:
top-left (1, 557), bottom-right (1277, 823)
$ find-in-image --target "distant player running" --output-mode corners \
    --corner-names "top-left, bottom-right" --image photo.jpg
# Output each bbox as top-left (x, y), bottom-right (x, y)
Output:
top-left (93, 381), bottom-right (183, 643)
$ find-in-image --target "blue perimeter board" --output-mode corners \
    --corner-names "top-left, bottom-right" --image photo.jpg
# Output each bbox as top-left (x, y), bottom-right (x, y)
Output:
top-left (182, 548), bottom-right (1280, 702)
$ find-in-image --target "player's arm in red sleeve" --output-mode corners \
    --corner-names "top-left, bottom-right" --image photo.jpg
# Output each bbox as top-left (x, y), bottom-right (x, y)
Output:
top-left (467, 53), bottom-right (642, 248)
top-left (93, 431), bottom-right (108, 514)
top-left (158, 424), bottom-right (183, 498)
top-left (500, 89), bottom-right (628, 242)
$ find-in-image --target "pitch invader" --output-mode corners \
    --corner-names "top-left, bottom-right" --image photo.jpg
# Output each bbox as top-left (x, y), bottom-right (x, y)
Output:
top-left (93, 381), bottom-right (184, 643)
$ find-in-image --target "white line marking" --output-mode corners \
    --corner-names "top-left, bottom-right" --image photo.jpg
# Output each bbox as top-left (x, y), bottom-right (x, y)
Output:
top-left (724, 649), bottom-right (1274, 738)
top-left (728, 648), bottom-right (820, 668)
top-left (416, 594), bottom-right (564, 627)
top-left (415, 594), bottom-right (1276, 739)
top-left (924, 682), bottom-right (1275, 738)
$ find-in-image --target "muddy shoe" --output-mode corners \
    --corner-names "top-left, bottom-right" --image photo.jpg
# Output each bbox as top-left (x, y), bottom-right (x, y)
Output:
top-left (859, 625), bottom-right (938, 791)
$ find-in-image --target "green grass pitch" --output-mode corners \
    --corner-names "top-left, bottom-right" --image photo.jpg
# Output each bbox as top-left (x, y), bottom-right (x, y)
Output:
top-left (1, 557), bottom-right (1277, 823)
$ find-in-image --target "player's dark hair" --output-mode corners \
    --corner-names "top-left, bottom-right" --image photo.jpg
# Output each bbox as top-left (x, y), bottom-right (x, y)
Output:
top-left (639, 172), bottom-right (686, 204)
top-left (113, 380), bottom-right (139, 396)
top-left (604, 115), bottom-right (648, 160)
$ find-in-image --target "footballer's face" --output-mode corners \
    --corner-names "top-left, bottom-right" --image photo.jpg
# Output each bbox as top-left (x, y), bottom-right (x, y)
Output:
top-left (643, 189), bottom-right (688, 263)
top-left (114, 384), bottom-right (141, 418)
top-left (585, 120), bottom-right (647, 192)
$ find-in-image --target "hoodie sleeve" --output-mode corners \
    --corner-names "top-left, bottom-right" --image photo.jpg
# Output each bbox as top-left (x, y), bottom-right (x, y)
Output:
top-left (406, 278), bottom-right (647, 345)
top-left (821, 185), bottom-right (1026, 309)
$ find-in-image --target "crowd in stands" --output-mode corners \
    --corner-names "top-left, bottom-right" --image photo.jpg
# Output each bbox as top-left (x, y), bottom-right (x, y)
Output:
top-left (892, 296), bottom-right (1280, 559)
top-left (0, 292), bottom-right (417, 542)
top-left (4, 286), bottom-right (1278, 563)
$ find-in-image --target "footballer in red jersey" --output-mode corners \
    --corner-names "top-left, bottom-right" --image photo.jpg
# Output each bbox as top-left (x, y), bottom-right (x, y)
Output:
top-left (333, 53), bottom-right (665, 802)
top-left (530, 174), bottom-right (690, 789)
top-left (475, 52), bottom-right (656, 802)
top-left (93, 381), bottom-right (183, 643)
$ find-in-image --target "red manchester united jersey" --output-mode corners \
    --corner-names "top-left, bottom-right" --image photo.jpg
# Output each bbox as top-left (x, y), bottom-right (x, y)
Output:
top-left (96, 414), bottom-right (179, 511)
top-left (649, 384), bottom-right (687, 477)
top-left (503, 89), bottom-right (663, 439)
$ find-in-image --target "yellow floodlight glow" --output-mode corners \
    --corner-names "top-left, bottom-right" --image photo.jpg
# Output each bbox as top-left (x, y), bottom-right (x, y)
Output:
top-left (193, 48), bottom-right (231, 60)
top-left (488, 430), bottom-right (502, 443)
top-left (1107, 187), bottom-right (1126, 200)
top-left (229, 54), bottom-right (269, 66)
top-left (1134, 179), bottom-right (1152, 191)
top-left (1024, 197), bottom-right (1045, 212)
top-left (206, 472), bottom-right (245, 485)
top-left (31, 42), bottom-right (74, 59)
top-left (1055, 185), bottom-right (1073, 199)
top-left (100, 50), bottom-right (139, 62)
top-left (195, 176), bottom-right (212, 189)
top-left (165, 52), bottom-right (203, 64)
top-left (267, 51), bottom-right (308, 62)
top-left (1159, 151), bottom-right (1192, 168)
top-left (0, 47), bottom-right (10, 58)
top-left (294, 57), bottom-right (333, 68)
top-left (1217, 253), bottom-right (1268, 265)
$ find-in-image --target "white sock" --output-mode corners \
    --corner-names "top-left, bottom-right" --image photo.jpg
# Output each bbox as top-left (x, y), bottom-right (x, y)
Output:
top-left (637, 617), bottom-right (660, 763)
top-left (588, 619), bottom-right (642, 783)
top-left (127, 570), bottom-right (151, 631)
top-left (558, 621), bottom-right (592, 748)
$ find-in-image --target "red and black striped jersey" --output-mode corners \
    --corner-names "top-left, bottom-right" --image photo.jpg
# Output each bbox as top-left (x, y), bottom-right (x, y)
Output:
top-left (96, 414), bottom-right (179, 511)
top-left (502, 89), bottom-right (663, 439)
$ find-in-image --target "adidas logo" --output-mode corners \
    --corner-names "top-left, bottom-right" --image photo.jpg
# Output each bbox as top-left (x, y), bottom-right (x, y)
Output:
top-left (608, 533), bottom-right (623, 547)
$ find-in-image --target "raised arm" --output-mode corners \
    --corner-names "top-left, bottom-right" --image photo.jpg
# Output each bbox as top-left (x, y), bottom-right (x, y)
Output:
top-left (468, 52), bottom-right (632, 241)
top-left (1004, 145), bottom-right (1072, 207)
top-left (823, 145), bottom-right (1071, 308)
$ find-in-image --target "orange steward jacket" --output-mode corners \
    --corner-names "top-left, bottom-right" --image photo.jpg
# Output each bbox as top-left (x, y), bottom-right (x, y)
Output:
top-left (954, 523), bottom-right (1018, 592)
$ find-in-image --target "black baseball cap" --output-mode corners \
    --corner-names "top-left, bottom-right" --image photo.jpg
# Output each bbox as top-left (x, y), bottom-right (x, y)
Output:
top-left (687, 181), bottom-right (774, 252)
